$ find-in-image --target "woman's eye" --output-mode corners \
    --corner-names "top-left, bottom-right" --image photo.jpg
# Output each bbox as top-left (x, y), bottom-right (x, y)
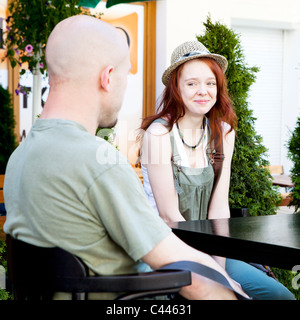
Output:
top-left (207, 82), bottom-right (216, 86)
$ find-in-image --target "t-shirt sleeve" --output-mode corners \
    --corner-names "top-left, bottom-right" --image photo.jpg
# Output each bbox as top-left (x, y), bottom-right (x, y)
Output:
top-left (86, 162), bottom-right (171, 261)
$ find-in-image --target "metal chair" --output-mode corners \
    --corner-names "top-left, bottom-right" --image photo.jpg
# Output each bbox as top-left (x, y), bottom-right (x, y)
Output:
top-left (6, 235), bottom-right (191, 300)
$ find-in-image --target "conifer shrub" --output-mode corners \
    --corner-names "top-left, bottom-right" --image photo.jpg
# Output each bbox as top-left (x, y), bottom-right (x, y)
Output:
top-left (287, 117), bottom-right (300, 213)
top-left (197, 17), bottom-right (281, 216)
top-left (0, 85), bottom-right (17, 174)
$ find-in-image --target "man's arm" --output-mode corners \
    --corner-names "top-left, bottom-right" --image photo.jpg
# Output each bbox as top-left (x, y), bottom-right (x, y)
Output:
top-left (142, 232), bottom-right (247, 300)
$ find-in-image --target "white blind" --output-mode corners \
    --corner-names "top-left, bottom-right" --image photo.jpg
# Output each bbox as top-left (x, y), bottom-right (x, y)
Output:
top-left (232, 26), bottom-right (284, 165)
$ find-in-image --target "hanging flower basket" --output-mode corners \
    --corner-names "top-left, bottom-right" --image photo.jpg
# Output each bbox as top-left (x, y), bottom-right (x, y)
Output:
top-left (1, 0), bottom-right (101, 121)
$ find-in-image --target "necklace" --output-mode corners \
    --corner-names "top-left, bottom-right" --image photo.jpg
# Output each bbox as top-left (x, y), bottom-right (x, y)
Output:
top-left (176, 119), bottom-right (206, 151)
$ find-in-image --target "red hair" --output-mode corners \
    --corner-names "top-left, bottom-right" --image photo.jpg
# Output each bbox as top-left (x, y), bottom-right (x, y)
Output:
top-left (139, 57), bottom-right (237, 152)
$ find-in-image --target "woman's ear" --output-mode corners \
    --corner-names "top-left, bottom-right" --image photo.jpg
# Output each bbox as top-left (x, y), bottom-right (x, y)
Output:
top-left (100, 66), bottom-right (114, 92)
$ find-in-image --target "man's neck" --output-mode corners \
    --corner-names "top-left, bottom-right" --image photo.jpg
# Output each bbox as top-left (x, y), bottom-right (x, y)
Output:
top-left (41, 94), bottom-right (98, 135)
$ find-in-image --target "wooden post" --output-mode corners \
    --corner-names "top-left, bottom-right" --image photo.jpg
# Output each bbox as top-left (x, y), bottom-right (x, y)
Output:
top-left (142, 1), bottom-right (156, 118)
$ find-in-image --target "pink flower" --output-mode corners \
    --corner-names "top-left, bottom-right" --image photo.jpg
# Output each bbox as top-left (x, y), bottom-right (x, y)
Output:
top-left (38, 62), bottom-right (44, 69)
top-left (13, 48), bottom-right (20, 55)
top-left (25, 44), bottom-right (33, 53)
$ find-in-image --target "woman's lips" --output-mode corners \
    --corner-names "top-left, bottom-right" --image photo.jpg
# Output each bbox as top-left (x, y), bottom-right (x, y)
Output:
top-left (194, 100), bottom-right (209, 104)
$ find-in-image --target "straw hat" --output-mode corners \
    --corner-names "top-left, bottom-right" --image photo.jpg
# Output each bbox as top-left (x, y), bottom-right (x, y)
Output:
top-left (162, 41), bottom-right (228, 85)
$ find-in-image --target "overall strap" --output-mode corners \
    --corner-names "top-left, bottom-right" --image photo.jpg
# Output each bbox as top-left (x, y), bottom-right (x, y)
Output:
top-left (136, 118), bottom-right (171, 166)
top-left (152, 119), bottom-right (183, 195)
top-left (212, 128), bottom-right (225, 186)
top-left (169, 129), bottom-right (184, 195)
top-left (153, 119), bottom-right (182, 168)
top-left (206, 119), bottom-right (225, 187)
top-left (152, 118), bottom-right (169, 126)
top-left (169, 130), bottom-right (182, 168)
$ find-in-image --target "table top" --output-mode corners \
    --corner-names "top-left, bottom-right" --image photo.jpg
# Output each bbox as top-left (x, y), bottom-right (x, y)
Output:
top-left (169, 214), bottom-right (300, 270)
top-left (272, 174), bottom-right (294, 188)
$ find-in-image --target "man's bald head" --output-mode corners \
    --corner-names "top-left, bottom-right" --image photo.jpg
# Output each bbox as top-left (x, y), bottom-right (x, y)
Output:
top-left (45, 15), bottom-right (128, 87)
top-left (43, 15), bottom-right (131, 131)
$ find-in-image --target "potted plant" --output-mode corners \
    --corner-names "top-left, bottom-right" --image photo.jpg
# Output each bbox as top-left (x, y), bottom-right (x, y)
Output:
top-left (197, 16), bottom-right (281, 216)
top-left (287, 117), bottom-right (300, 213)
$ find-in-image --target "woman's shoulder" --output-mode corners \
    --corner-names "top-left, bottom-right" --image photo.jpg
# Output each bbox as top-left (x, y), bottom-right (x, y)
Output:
top-left (220, 121), bottom-right (235, 145)
top-left (221, 121), bottom-right (232, 133)
top-left (146, 118), bottom-right (171, 136)
top-left (206, 117), bottom-right (232, 133)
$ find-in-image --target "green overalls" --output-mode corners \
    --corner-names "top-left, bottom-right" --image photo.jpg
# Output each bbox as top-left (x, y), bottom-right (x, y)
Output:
top-left (155, 119), bottom-right (215, 220)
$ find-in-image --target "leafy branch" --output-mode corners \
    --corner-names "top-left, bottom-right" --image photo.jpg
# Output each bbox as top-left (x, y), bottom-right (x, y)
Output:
top-left (1, 0), bottom-right (102, 77)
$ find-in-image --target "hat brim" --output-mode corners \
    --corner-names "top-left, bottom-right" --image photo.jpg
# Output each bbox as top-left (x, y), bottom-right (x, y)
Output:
top-left (162, 53), bottom-right (228, 86)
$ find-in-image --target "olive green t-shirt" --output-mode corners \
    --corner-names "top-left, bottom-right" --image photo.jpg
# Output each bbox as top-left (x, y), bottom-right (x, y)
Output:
top-left (4, 119), bottom-right (171, 278)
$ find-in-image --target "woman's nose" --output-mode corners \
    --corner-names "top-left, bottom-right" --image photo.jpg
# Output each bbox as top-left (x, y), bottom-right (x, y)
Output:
top-left (197, 84), bottom-right (207, 95)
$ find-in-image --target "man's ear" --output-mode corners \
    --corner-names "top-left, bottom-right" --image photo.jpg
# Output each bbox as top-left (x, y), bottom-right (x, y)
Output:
top-left (100, 66), bottom-right (114, 92)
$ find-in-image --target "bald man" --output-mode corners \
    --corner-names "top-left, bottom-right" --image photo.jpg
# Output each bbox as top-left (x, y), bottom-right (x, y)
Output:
top-left (4, 15), bottom-right (247, 300)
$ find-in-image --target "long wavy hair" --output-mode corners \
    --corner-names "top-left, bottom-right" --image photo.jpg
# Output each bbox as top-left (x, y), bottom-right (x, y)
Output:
top-left (138, 57), bottom-right (237, 153)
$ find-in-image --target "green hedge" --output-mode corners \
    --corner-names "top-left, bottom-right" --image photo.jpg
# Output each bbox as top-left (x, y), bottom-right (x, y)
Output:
top-left (0, 85), bottom-right (17, 174)
top-left (197, 16), bottom-right (281, 216)
top-left (287, 117), bottom-right (300, 213)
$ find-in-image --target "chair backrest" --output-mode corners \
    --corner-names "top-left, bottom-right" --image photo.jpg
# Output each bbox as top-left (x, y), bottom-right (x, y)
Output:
top-left (6, 235), bottom-right (192, 300)
top-left (6, 235), bottom-right (89, 300)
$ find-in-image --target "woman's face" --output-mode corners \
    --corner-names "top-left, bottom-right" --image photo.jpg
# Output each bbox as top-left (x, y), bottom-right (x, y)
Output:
top-left (178, 59), bottom-right (217, 118)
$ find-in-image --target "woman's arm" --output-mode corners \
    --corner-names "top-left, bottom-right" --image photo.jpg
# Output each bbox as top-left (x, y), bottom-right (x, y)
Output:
top-left (141, 122), bottom-right (185, 222)
top-left (207, 127), bottom-right (235, 268)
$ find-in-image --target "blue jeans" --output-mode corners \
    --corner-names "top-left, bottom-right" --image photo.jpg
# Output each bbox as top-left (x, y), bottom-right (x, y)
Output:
top-left (226, 258), bottom-right (296, 300)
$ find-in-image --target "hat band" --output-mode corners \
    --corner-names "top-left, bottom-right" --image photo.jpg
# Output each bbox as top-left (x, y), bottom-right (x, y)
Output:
top-left (175, 50), bottom-right (211, 63)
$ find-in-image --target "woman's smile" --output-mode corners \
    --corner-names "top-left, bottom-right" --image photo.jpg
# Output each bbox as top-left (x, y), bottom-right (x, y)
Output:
top-left (194, 99), bottom-right (210, 104)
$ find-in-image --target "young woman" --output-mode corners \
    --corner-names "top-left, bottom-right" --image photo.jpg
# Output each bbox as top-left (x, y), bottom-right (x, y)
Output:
top-left (138, 41), bottom-right (295, 300)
